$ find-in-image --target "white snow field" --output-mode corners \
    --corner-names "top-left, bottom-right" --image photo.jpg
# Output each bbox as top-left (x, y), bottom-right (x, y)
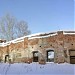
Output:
top-left (0, 62), bottom-right (74, 75)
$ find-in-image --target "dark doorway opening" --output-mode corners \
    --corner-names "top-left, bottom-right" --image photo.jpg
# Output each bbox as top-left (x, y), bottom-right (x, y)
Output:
top-left (5, 55), bottom-right (9, 63)
top-left (47, 50), bottom-right (54, 62)
top-left (69, 50), bottom-right (75, 64)
top-left (33, 51), bottom-right (38, 62)
top-left (70, 56), bottom-right (75, 64)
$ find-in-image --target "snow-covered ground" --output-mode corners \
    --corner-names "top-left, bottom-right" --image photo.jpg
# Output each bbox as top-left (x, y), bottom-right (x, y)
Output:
top-left (0, 62), bottom-right (74, 75)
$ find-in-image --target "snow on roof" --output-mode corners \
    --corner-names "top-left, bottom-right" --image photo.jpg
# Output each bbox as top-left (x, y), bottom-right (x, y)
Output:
top-left (28, 32), bottom-right (57, 40)
top-left (0, 31), bottom-right (75, 47)
top-left (0, 42), bottom-right (7, 47)
top-left (63, 31), bottom-right (75, 35)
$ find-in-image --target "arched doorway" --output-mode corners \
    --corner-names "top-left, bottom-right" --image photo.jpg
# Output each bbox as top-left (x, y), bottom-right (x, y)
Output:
top-left (69, 50), bottom-right (75, 64)
top-left (5, 55), bottom-right (9, 63)
top-left (47, 50), bottom-right (54, 62)
top-left (33, 51), bottom-right (38, 62)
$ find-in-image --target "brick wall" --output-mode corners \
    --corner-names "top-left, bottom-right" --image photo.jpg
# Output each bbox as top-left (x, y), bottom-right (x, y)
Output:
top-left (0, 31), bottom-right (75, 63)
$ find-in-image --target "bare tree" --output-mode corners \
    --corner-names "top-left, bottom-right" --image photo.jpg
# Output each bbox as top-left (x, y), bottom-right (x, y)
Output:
top-left (15, 21), bottom-right (31, 38)
top-left (0, 14), bottom-right (31, 41)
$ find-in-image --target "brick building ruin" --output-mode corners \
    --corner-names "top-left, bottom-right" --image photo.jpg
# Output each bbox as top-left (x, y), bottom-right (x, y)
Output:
top-left (0, 31), bottom-right (75, 64)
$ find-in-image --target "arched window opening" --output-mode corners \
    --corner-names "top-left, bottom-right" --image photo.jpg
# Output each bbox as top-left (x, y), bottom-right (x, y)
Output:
top-left (47, 50), bottom-right (54, 62)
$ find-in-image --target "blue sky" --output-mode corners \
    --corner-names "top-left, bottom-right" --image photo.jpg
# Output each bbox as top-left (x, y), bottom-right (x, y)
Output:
top-left (0, 0), bottom-right (74, 34)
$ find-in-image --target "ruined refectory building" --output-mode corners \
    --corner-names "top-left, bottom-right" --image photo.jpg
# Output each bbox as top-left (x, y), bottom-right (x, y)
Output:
top-left (0, 31), bottom-right (75, 64)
